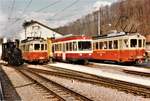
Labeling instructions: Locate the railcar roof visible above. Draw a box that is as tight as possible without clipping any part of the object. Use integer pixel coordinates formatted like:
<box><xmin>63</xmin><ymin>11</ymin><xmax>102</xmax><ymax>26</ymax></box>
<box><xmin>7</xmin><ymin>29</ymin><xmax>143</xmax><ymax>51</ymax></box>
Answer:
<box><xmin>52</xmin><ymin>35</ymin><xmax>92</xmax><ymax>43</ymax></box>
<box><xmin>93</xmin><ymin>32</ymin><xmax>144</xmax><ymax>39</ymax></box>
<box><xmin>21</xmin><ymin>37</ymin><xmax>46</xmax><ymax>43</ymax></box>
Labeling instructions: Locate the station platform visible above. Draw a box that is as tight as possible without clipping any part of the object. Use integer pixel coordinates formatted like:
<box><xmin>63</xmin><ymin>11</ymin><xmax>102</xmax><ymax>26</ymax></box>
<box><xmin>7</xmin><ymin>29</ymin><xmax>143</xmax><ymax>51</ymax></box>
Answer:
<box><xmin>48</xmin><ymin>62</ymin><xmax>150</xmax><ymax>87</ymax></box>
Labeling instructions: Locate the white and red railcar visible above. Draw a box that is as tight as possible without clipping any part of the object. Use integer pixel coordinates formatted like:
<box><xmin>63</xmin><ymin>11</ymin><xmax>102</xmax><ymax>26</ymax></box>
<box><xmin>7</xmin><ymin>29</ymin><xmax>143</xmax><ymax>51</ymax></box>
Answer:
<box><xmin>20</xmin><ymin>37</ymin><xmax>49</xmax><ymax>63</ymax></box>
<box><xmin>92</xmin><ymin>32</ymin><xmax>146</xmax><ymax>64</ymax></box>
<box><xmin>52</xmin><ymin>35</ymin><xmax>93</xmax><ymax>64</ymax></box>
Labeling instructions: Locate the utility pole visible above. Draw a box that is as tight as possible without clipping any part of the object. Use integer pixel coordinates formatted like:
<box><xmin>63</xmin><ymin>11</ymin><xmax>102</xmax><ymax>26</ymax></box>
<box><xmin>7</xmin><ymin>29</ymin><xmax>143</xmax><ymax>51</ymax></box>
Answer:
<box><xmin>98</xmin><ymin>7</ymin><xmax>101</xmax><ymax>36</ymax></box>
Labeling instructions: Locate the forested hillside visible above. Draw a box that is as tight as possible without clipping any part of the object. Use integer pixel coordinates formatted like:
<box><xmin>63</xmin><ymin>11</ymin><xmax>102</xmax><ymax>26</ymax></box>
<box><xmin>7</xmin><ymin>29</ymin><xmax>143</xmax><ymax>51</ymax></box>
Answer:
<box><xmin>56</xmin><ymin>0</ymin><xmax>150</xmax><ymax>38</ymax></box>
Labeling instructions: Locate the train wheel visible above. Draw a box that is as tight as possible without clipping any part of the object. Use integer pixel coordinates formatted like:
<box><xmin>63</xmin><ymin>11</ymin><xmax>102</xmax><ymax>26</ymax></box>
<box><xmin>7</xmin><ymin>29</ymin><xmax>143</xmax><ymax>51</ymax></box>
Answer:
<box><xmin>136</xmin><ymin>59</ymin><xmax>143</xmax><ymax>64</ymax></box>
<box><xmin>83</xmin><ymin>60</ymin><xmax>88</xmax><ymax>65</ymax></box>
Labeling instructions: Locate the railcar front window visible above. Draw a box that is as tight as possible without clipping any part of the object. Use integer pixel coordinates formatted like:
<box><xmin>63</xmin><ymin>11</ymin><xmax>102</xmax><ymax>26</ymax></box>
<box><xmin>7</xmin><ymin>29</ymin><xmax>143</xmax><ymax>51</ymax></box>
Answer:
<box><xmin>78</xmin><ymin>41</ymin><xmax>91</xmax><ymax>51</ymax></box>
<box><xmin>143</xmin><ymin>39</ymin><xmax>146</xmax><ymax>47</ymax></box>
<box><xmin>130</xmin><ymin>39</ymin><xmax>137</xmax><ymax>48</ymax></box>
<box><xmin>138</xmin><ymin>39</ymin><xmax>142</xmax><ymax>48</ymax></box>
<box><xmin>41</xmin><ymin>44</ymin><xmax>44</xmax><ymax>50</ymax></box>
<box><xmin>73</xmin><ymin>42</ymin><xmax>77</xmax><ymax>51</ymax></box>
<box><xmin>34</xmin><ymin>44</ymin><xmax>40</xmax><ymax>50</ymax></box>
<box><xmin>45</xmin><ymin>44</ymin><xmax>47</xmax><ymax>50</ymax></box>
<box><xmin>124</xmin><ymin>39</ymin><xmax>128</xmax><ymax>48</ymax></box>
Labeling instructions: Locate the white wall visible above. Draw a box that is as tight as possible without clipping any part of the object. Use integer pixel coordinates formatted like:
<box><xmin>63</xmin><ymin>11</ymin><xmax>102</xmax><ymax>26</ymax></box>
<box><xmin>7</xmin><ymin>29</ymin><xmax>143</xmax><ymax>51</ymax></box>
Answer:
<box><xmin>25</xmin><ymin>23</ymin><xmax>62</xmax><ymax>39</ymax></box>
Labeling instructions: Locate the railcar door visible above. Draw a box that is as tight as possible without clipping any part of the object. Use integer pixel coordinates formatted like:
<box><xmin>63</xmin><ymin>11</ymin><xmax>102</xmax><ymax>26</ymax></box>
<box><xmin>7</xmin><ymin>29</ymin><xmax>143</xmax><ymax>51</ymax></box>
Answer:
<box><xmin>62</xmin><ymin>43</ymin><xmax>66</xmax><ymax>61</ymax></box>
<box><xmin>118</xmin><ymin>39</ymin><xmax>122</xmax><ymax>62</ymax></box>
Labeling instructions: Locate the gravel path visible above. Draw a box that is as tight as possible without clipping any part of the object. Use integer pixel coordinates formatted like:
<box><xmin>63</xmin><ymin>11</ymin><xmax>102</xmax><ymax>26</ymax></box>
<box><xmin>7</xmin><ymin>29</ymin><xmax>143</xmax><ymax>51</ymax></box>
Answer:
<box><xmin>2</xmin><ymin>65</ymin><xmax>50</xmax><ymax>101</ymax></box>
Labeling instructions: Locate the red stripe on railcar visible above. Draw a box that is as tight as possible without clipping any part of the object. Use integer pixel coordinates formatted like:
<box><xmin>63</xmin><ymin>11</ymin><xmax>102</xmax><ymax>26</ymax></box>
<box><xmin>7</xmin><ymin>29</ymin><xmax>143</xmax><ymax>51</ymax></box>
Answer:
<box><xmin>92</xmin><ymin>49</ymin><xmax>145</xmax><ymax>62</ymax></box>
<box><xmin>23</xmin><ymin>52</ymin><xmax>49</xmax><ymax>62</ymax></box>
<box><xmin>54</xmin><ymin>53</ymin><xmax>92</xmax><ymax>60</ymax></box>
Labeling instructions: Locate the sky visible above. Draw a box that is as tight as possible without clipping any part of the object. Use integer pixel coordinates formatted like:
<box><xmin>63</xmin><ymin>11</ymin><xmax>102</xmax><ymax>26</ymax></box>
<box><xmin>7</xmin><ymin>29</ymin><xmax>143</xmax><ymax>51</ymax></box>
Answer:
<box><xmin>0</xmin><ymin>0</ymin><xmax>117</xmax><ymax>38</ymax></box>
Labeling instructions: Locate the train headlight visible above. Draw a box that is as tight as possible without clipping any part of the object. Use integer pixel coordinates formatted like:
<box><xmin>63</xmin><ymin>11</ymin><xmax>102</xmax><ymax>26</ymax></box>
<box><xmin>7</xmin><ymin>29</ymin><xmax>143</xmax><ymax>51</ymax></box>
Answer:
<box><xmin>80</xmin><ymin>53</ymin><xmax>82</xmax><ymax>56</ymax></box>
<box><xmin>143</xmin><ymin>53</ymin><xmax>146</xmax><ymax>57</ymax></box>
<box><xmin>136</xmin><ymin>56</ymin><xmax>143</xmax><ymax>59</ymax></box>
<box><xmin>89</xmin><ymin>53</ymin><xmax>91</xmax><ymax>56</ymax></box>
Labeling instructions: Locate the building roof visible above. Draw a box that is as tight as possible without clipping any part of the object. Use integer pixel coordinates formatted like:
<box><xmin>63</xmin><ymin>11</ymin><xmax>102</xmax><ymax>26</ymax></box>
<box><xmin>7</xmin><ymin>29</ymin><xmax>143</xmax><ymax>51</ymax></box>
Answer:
<box><xmin>23</xmin><ymin>20</ymin><xmax>62</xmax><ymax>34</ymax></box>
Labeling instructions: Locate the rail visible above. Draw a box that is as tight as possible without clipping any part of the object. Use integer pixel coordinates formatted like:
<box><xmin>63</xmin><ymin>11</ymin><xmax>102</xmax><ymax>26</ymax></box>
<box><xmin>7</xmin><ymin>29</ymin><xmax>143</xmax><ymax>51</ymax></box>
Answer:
<box><xmin>0</xmin><ymin>81</ymin><xmax>4</xmax><ymax>101</ymax></box>
<box><xmin>28</xmin><ymin>65</ymin><xmax>150</xmax><ymax>98</ymax></box>
<box><xmin>17</xmin><ymin>68</ymin><xmax>93</xmax><ymax>101</ymax></box>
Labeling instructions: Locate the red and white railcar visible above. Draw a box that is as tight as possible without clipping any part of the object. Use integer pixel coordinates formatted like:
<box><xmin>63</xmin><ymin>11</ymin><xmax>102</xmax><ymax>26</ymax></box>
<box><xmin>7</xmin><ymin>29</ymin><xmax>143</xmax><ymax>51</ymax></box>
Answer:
<box><xmin>20</xmin><ymin>37</ymin><xmax>49</xmax><ymax>63</ymax></box>
<box><xmin>52</xmin><ymin>35</ymin><xmax>93</xmax><ymax>64</ymax></box>
<box><xmin>92</xmin><ymin>32</ymin><xmax>146</xmax><ymax>64</ymax></box>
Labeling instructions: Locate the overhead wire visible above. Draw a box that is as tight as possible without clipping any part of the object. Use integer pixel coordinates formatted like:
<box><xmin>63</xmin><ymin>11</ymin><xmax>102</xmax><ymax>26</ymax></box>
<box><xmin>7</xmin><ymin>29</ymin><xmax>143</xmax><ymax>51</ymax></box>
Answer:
<box><xmin>52</xmin><ymin>0</ymin><xmax>79</xmax><ymax>18</ymax></box>
<box><xmin>8</xmin><ymin>0</ymin><xmax>16</xmax><ymax>20</ymax></box>
<box><xmin>9</xmin><ymin>0</ymin><xmax>62</xmax><ymax>26</ymax></box>
<box><xmin>35</xmin><ymin>0</ymin><xmax>61</xmax><ymax>12</ymax></box>
<box><xmin>4</xmin><ymin>0</ymin><xmax>79</xmax><ymax>33</ymax></box>
<box><xmin>22</xmin><ymin>0</ymin><xmax>33</xmax><ymax>14</ymax></box>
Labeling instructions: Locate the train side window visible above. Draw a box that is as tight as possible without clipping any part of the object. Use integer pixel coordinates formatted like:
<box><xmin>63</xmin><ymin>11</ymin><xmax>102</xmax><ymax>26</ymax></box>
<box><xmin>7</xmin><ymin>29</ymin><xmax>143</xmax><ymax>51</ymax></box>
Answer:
<box><xmin>123</xmin><ymin>39</ymin><xmax>128</xmax><ymax>48</ymax></box>
<box><xmin>96</xmin><ymin>42</ymin><xmax>99</xmax><ymax>49</ymax></box>
<box><xmin>57</xmin><ymin>44</ymin><xmax>59</xmax><ymax>51</ymax></box>
<box><xmin>93</xmin><ymin>42</ymin><xmax>96</xmax><ymax>50</ymax></box>
<box><xmin>109</xmin><ymin>41</ymin><xmax>112</xmax><ymax>49</ymax></box>
<box><xmin>30</xmin><ymin>44</ymin><xmax>33</xmax><ymax>51</ymax></box>
<box><xmin>34</xmin><ymin>44</ymin><xmax>40</xmax><ymax>50</ymax></box>
<box><xmin>41</xmin><ymin>44</ymin><xmax>44</xmax><ymax>50</ymax></box>
<box><xmin>23</xmin><ymin>45</ymin><xmax>25</xmax><ymax>51</ymax></box>
<box><xmin>73</xmin><ymin>42</ymin><xmax>77</xmax><ymax>51</ymax></box>
<box><xmin>138</xmin><ymin>39</ymin><xmax>142</xmax><ymax>48</ymax></box>
<box><xmin>63</xmin><ymin>43</ymin><xmax>65</xmax><ymax>52</ymax></box>
<box><xmin>103</xmin><ymin>41</ymin><xmax>107</xmax><ymax>49</ymax></box>
<box><xmin>59</xmin><ymin>44</ymin><xmax>61</xmax><ymax>51</ymax></box>
<box><xmin>143</xmin><ymin>39</ymin><xmax>146</xmax><ymax>47</ymax></box>
<box><xmin>52</xmin><ymin>45</ymin><xmax>54</xmax><ymax>52</ymax></box>
<box><xmin>69</xmin><ymin>42</ymin><xmax>72</xmax><ymax>51</ymax></box>
<box><xmin>54</xmin><ymin>44</ymin><xmax>56</xmax><ymax>51</ymax></box>
<box><xmin>114</xmin><ymin>40</ymin><xmax>118</xmax><ymax>49</ymax></box>
<box><xmin>55</xmin><ymin>44</ymin><xmax>58</xmax><ymax>51</ymax></box>
<box><xmin>55</xmin><ymin>44</ymin><xmax>57</xmax><ymax>51</ymax></box>
<box><xmin>99</xmin><ymin>42</ymin><xmax>103</xmax><ymax>49</ymax></box>
<box><xmin>130</xmin><ymin>39</ymin><xmax>137</xmax><ymax>48</ymax></box>
<box><xmin>58</xmin><ymin>44</ymin><xmax>60</xmax><ymax>51</ymax></box>
<box><xmin>45</xmin><ymin>44</ymin><xmax>47</xmax><ymax>50</ymax></box>
<box><xmin>66</xmin><ymin>43</ymin><xmax>69</xmax><ymax>51</ymax></box>
<box><xmin>56</xmin><ymin>44</ymin><xmax>59</xmax><ymax>51</ymax></box>
<box><xmin>26</xmin><ymin>45</ymin><xmax>29</xmax><ymax>51</ymax></box>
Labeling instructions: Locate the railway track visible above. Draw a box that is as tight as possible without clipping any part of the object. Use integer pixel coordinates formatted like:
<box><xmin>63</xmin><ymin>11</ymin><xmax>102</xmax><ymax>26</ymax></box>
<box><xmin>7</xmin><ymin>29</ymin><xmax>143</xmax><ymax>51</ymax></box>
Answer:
<box><xmin>16</xmin><ymin>68</ymin><xmax>93</xmax><ymax>101</ymax></box>
<box><xmin>123</xmin><ymin>69</ymin><xmax>150</xmax><ymax>77</ymax></box>
<box><xmin>0</xmin><ymin>81</ymin><xmax>4</xmax><ymax>101</ymax></box>
<box><xmin>26</xmin><ymin>65</ymin><xmax>150</xmax><ymax>98</ymax></box>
